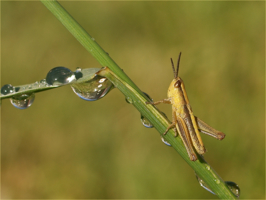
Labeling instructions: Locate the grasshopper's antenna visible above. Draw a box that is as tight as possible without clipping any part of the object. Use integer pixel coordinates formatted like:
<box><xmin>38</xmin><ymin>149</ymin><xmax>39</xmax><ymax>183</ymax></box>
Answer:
<box><xmin>170</xmin><ymin>58</ymin><xmax>176</xmax><ymax>79</ymax></box>
<box><xmin>176</xmin><ymin>52</ymin><xmax>182</xmax><ymax>78</ymax></box>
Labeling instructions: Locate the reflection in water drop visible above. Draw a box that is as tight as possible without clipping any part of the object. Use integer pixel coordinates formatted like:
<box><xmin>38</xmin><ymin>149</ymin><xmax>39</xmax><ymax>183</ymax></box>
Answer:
<box><xmin>161</xmin><ymin>137</ymin><xmax>171</xmax><ymax>146</ymax></box>
<box><xmin>1</xmin><ymin>84</ymin><xmax>14</xmax><ymax>95</ymax></box>
<box><xmin>140</xmin><ymin>114</ymin><xmax>153</xmax><ymax>128</ymax></box>
<box><xmin>10</xmin><ymin>93</ymin><xmax>35</xmax><ymax>109</ymax></box>
<box><xmin>46</xmin><ymin>66</ymin><xmax>76</xmax><ymax>86</ymax></box>
<box><xmin>71</xmin><ymin>75</ymin><xmax>113</xmax><ymax>101</ymax></box>
<box><xmin>195</xmin><ymin>174</ymin><xmax>216</xmax><ymax>195</ymax></box>
<box><xmin>225</xmin><ymin>181</ymin><xmax>240</xmax><ymax>198</ymax></box>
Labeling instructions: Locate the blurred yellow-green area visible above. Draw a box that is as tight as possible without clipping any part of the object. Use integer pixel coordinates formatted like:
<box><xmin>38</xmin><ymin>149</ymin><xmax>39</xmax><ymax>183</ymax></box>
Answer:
<box><xmin>1</xmin><ymin>1</ymin><xmax>265</xmax><ymax>199</ymax></box>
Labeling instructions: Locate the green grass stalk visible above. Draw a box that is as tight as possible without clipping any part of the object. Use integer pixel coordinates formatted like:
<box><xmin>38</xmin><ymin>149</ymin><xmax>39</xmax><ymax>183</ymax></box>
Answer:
<box><xmin>40</xmin><ymin>0</ymin><xmax>237</xmax><ymax>199</ymax></box>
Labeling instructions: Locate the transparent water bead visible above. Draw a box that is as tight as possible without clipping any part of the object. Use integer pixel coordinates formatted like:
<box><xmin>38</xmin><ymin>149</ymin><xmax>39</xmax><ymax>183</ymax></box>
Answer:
<box><xmin>74</xmin><ymin>67</ymin><xmax>83</xmax><ymax>80</ymax></box>
<box><xmin>10</xmin><ymin>93</ymin><xmax>35</xmax><ymax>109</ymax></box>
<box><xmin>161</xmin><ymin>137</ymin><xmax>171</xmax><ymax>146</ymax></box>
<box><xmin>195</xmin><ymin>174</ymin><xmax>216</xmax><ymax>195</ymax></box>
<box><xmin>71</xmin><ymin>75</ymin><xmax>113</xmax><ymax>101</ymax></box>
<box><xmin>46</xmin><ymin>66</ymin><xmax>76</xmax><ymax>86</ymax></box>
<box><xmin>39</xmin><ymin>79</ymin><xmax>48</xmax><ymax>87</ymax></box>
<box><xmin>225</xmin><ymin>181</ymin><xmax>240</xmax><ymax>198</ymax></box>
<box><xmin>1</xmin><ymin>84</ymin><xmax>14</xmax><ymax>95</ymax></box>
<box><xmin>141</xmin><ymin>114</ymin><xmax>154</xmax><ymax>128</ymax></box>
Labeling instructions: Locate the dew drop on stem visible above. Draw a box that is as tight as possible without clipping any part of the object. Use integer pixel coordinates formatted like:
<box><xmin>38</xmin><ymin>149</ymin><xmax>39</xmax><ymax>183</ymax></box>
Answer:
<box><xmin>1</xmin><ymin>84</ymin><xmax>14</xmax><ymax>95</ymax></box>
<box><xmin>161</xmin><ymin>137</ymin><xmax>171</xmax><ymax>146</ymax></box>
<box><xmin>46</xmin><ymin>66</ymin><xmax>76</xmax><ymax>86</ymax></box>
<box><xmin>71</xmin><ymin>75</ymin><xmax>113</xmax><ymax>101</ymax></box>
<box><xmin>10</xmin><ymin>93</ymin><xmax>35</xmax><ymax>109</ymax></box>
<box><xmin>225</xmin><ymin>181</ymin><xmax>240</xmax><ymax>198</ymax></box>
<box><xmin>140</xmin><ymin>114</ymin><xmax>154</xmax><ymax>128</ymax></box>
<box><xmin>195</xmin><ymin>173</ymin><xmax>216</xmax><ymax>195</ymax></box>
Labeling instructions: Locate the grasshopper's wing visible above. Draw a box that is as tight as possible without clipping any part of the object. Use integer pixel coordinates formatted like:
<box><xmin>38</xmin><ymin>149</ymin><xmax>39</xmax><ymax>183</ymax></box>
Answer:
<box><xmin>195</xmin><ymin>117</ymin><xmax>225</xmax><ymax>140</ymax></box>
<box><xmin>175</xmin><ymin>114</ymin><xmax>197</xmax><ymax>161</ymax></box>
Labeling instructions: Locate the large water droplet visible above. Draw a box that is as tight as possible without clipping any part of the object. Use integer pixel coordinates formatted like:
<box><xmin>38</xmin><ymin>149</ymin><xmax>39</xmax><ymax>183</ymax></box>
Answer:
<box><xmin>225</xmin><ymin>181</ymin><xmax>240</xmax><ymax>198</ymax></box>
<box><xmin>10</xmin><ymin>93</ymin><xmax>35</xmax><ymax>109</ymax></box>
<box><xmin>195</xmin><ymin>174</ymin><xmax>216</xmax><ymax>195</ymax></box>
<box><xmin>71</xmin><ymin>75</ymin><xmax>113</xmax><ymax>101</ymax></box>
<box><xmin>46</xmin><ymin>66</ymin><xmax>76</xmax><ymax>86</ymax></box>
<box><xmin>1</xmin><ymin>84</ymin><xmax>14</xmax><ymax>95</ymax></box>
<box><xmin>140</xmin><ymin>114</ymin><xmax>154</xmax><ymax>128</ymax></box>
<box><xmin>161</xmin><ymin>137</ymin><xmax>171</xmax><ymax>146</ymax></box>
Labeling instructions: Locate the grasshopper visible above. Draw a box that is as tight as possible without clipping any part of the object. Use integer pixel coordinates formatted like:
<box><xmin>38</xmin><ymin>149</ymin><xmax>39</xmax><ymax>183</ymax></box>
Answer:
<box><xmin>146</xmin><ymin>53</ymin><xmax>225</xmax><ymax>161</ymax></box>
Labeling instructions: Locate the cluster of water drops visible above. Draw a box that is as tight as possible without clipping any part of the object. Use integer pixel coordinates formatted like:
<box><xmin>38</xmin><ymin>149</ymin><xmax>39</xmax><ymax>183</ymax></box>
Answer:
<box><xmin>195</xmin><ymin>173</ymin><xmax>240</xmax><ymax>197</ymax></box>
<box><xmin>1</xmin><ymin>66</ymin><xmax>113</xmax><ymax>109</ymax></box>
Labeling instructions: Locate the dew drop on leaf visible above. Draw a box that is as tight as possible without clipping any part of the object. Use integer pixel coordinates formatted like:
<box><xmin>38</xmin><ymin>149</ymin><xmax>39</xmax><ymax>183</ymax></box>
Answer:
<box><xmin>1</xmin><ymin>84</ymin><xmax>14</xmax><ymax>95</ymax></box>
<box><xmin>71</xmin><ymin>75</ymin><xmax>113</xmax><ymax>101</ymax></box>
<box><xmin>10</xmin><ymin>93</ymin><xmax>35</xmax><ymax>109</ymax></box>
<box><xmin>46</xmin><ymin>66</ymin><xmax>76</xmax><ymax>86</ymax></box>
<box><xmin>225</xmin><ymin>181</ymin><xmax>240</xmax><ymax>198</ymax></box>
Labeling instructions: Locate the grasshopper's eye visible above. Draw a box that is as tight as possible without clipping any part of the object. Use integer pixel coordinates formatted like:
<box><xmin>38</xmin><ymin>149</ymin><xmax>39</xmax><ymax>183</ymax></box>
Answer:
<box><xmin>174</xmin><ymin>80</ymin><xmax>181</xmax><ymax>88</ymax></box>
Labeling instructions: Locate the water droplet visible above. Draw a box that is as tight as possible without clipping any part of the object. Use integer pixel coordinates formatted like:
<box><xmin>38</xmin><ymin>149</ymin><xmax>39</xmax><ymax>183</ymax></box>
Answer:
<box><xmin>195</xmin><ymin>174</ymin><xmax>216</xmax><ymax>195</ymax></box>
<box><xmin>10</xmin><ymin>93</ymin><xmax>35</xmax><ymax>109</ymax></box>
<box><xmin>225</xmin><ymin>181</ymin><xmax>240</xmax><ymax>198</ymax></box>
<box><xmin>71</xmin><ymin>75</ymin><xmax>113</xmax><ymax>101</ymax></box>
<box><xmin>76</xmin><ymin>67</ymin><xmax>82</xmax><ymax>72</ymax></box>
<box><xmin>125</xmin><ymin>96</ymin><xmax>133</xmax><ymax>104</ymax></box>
<box><xmin>15</xmin><ymin>87</ymin><xmax>20</xmax><ymax>92</ymax></box>
<box><xmin>161</xmin><ymin>137</ymin><xmax>171</xmax><ymax>146</ymax></box>
<box><xmin>140</xmin><ymin>114</ymin><xmax>153</xmax><ymax>128</ymax></box>
<box><xmin>74</xmin><ymin>67</ymin><xmax>83</xmax><ymax>80</ymax></box>
<box><xmin>39</xmin><ymin>79</ymin><xmax>48</xmax><ymax>87</ymax></box>
<box><xmin>143</xmin><ymin>92</ymin><xmax>153</xmax><ymax>101</ymax></box>
<box><xmin>91</xmin><ymin>37</ymin><xmax>95</xmax><ymax>41</ymax></box>
<box><xmin>1</xmin><ymin>84</ymin><xmax>14</xmax><ymax>95</ymax></box>
<box><xmin>46</xmin><ymin>66</ymin><xmax>76</xmax><ymax>86</ymax></box>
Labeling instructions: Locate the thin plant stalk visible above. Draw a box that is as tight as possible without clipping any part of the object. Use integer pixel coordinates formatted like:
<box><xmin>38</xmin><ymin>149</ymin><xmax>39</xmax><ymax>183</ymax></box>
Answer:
<box><xmin>40</xmin><ymin>0</ymin><xmax>236</xmax><ymax>199</ymax></box>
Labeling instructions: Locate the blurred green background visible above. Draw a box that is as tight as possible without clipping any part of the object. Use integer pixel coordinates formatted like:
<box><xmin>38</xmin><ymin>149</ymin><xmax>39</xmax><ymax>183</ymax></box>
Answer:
<box><xmin>1</xmin><ymin>1</ymin><xmax>265</xmax><ymax>199</ymax></box>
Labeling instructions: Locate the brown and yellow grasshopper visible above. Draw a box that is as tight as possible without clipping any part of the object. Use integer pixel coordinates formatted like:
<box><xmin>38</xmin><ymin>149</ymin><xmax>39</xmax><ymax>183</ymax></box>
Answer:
<box><xmin>146</xmin><ymin>53</ymin><xmax>225</xmax><ymax>161</ymax></box>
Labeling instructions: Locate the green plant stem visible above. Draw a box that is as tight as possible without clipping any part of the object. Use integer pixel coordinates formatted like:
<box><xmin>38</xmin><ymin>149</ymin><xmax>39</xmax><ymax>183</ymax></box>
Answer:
<box><xmin>40</xmin><ymin>0</ymin><xmax>236</xmax><ymax>199</ymax></box>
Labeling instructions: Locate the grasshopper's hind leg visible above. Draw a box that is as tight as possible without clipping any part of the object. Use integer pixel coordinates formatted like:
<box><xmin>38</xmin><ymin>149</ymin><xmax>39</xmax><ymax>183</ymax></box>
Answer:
<box><xmin>166</xmin><ymin>111</ymin><xmax>197</xmax><ymax>161</ymax></box>
<box><xmin>195</xmin><ymin>117</ymin><xmax>225</xmax><ymax>140</ymax></box>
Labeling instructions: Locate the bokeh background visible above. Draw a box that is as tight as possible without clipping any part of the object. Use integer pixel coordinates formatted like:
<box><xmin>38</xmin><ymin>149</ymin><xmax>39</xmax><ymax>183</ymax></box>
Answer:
<box><xmin>1</xmin><ymin>1</ymin><xmax>265</xmax><ymax>199</ymax></box>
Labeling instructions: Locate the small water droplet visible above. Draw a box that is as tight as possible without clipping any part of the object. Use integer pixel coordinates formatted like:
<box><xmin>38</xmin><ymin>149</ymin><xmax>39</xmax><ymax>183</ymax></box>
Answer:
<box><xmin>76</xmin><ymin>67</ymin><xmax>82</xmax><ymax>72</ymax></box>
<box><xmin>1</xmin><ymin>84</ymin><xmax>14</xmax><ymax>95</ymax></box>
<box><xmin>143</xmin><ymin>92</ymin><xmax>153</xmax><ymax>101</ymax></box>
<box><xmin>46</xmin><ymin>66</ymin><xmax>76</xmax><ymax>86</ymax></box>
<box><xmin>161</xmin><ymin>137</ymin><xmax>171</xmax><ymax>146</ymax></box>
<box><xmin>225</xmin><ymin>181</ymin><xmax>240</xmax><ymax>198</ymax></box>
<box><xmin>15</xmin><ymin>87</ymin><xmax>20</xmax><ymax>92</ymax></box>
<box><xmin>91</xmin><ymin>37</ymin><xmax>95</xmax><ymax>41</ymax></box>
<box><xmin>10</xmin><ymin>93</ymin><xmax>35</xmax><ymax>109</ymax></box>
<box><xmin>71</xmin><ymin>75</ymin><xmax>113</xmax><ymax>101</ymax></box>
<box><xmin>39</xmin><ymin>79</ymin><xmax>48</xmax><ymax>87</ymax></box>
<box><xmin>195</xmin><ymin>174</ymin><xmax>216</xmax><ymax>195</ymax></box>
<box><xmin>215</xmin><ymin>179</ymin><xmax>220</xmax><ymax>184</ymax></box>
<box><xmin>125</xmin><ymin>96</ymin><xmax>133</xmax><ymax>104</ymax></box>
<box><xmin>140</xmin><ymin>115</ymin><xmax>153</xmax><ymax>128</ymax></box>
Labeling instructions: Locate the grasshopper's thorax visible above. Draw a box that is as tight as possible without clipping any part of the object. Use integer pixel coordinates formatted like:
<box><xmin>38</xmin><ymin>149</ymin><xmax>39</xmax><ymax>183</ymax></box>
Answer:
<box><xmin>167</xmin><ymin>77</ymin><xmax>187</xmax><ymax>108</ymax></box>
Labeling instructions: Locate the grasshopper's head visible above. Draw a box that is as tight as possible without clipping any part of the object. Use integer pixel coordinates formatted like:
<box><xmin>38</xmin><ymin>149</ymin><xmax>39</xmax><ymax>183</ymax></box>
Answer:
<box><xmin>167</xmin><ymin>52</ymin><xmax>184</xmax><ymax>98</ymax></box>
